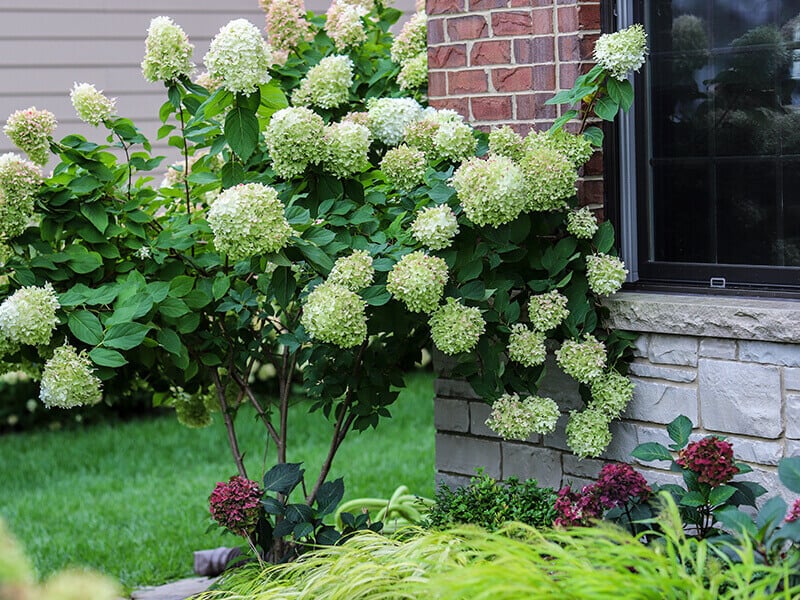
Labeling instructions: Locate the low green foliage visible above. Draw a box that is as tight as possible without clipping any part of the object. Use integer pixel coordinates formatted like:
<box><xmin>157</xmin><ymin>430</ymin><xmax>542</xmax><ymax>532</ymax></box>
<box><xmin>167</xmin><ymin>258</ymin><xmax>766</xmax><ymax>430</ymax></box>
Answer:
<box><xmin>424</xmin><ymin>470</ymin><xmax>557</xmax><ymax>531</ymax></box>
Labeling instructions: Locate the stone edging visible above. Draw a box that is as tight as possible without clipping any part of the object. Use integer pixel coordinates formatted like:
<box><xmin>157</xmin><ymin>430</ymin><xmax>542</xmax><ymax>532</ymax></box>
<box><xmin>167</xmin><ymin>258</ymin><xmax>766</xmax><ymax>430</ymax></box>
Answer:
<box><xmin>605</xmin><ymin>292</ymin><xmax>800</xmax><ymax>344</ymax></box>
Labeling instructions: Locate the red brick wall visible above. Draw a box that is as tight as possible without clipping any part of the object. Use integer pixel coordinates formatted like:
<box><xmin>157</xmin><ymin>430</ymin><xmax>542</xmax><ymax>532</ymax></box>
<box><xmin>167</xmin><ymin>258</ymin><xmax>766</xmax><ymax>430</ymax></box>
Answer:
<box><xmin>426</xmin><ymin>0</ymin><xmax>604</xmax><ymax>209</ymax></box>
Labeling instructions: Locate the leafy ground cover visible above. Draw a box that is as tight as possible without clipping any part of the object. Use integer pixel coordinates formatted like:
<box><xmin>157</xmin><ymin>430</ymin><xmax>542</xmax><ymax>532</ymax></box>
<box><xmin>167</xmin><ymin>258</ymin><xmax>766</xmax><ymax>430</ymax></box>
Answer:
<box><xmin>0</xmin><ymin>370</ymin><xmax>435</xmax><ymax>591</ymax></box>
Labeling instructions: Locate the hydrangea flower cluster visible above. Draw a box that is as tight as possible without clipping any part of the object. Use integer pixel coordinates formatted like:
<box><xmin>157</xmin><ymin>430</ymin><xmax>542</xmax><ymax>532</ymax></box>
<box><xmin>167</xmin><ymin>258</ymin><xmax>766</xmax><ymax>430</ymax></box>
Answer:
<box><xmin>507</xmin><ymin>324</ymin><xmax>547</xmax><ymax>367</ymax></box>
<box><xmin>204</xmin><ymin>19</ymin><xmax>272</xmax><ymax>95</ymax></box>
<box><xmin>554</xmin><ymin>484</ymin><xmax>602</xmax><ymax>527</ymax></box>
<box><xmin>398</xmin><ymin>53</ymin><xmax>428</xmax><ymax>91</ymax></box>
<box><xmin>264</xmin><ymin>0</ymin><xmax>312</xmax><ymax>53</ymax></box>
<box><xmin>567</xmin><ymin>207</ymin><xmax>599</xmax><ymax>239</ymax></box>
<box><xmin>410</xmin><ymin>204</ymin><xmax>459</xmax><ymax>250</ymax></box>
<box><xmin>4</xmin><ymin>107</ymin><xmax>56</xmax><ymax>165</ymax></box>
<box><xmin>366</xmin><ymin>97</ymin><xmax>422</xmax><ymax>146</ymax></box>
<box><xmin>141</xmin><ymin>16</ymin><xmax>194</xmax><ymax>83</ymax></box>
<box><xmin>386</xmin><ymin>251</ymin><xmax>448</xmax><ymax>313</ymax></box>
<box><xmin>325</xmin><ymin>0</ymin><xmax>368</xmax><ymax>51</ymax></box>
<box><xmin>524</xmin><ymin>129</ymin><xmax>594</xmax><ymax>170</ymax></box>
<box><xmin>594</xmin><ymin>23</ymin><xmax>648</xmax><ymax>80</ymax></box>
<box><xmin>429</xmin><ymin>298</ymin><xmax>485</xmax><ymax>355</ymax></box>
<box><xmin>322</xmin><ymin>121</ymin><xmax>371</xmax><ymax>178</ymax></box>
<box><xmin>172</xmin><ymin>386</ymin><xmax>213</xmax><ymax>429</ymax></box>
<box><xmin>39</xmin><ymin>345</ymin><xmax>103</xmax><ymax>409</ymax></box>
<box><xmin>488</xmin><ymin>125</ymin><xmax>524</xmax><ymax>161</ymax></box>
<box><xmin>676</xmin><ymin>437</ymin><xmax>739</xmax><ymax>487</ymax></box>
<box><xmin>556</xmin><ymin>334</ymin><xmax>607</xmax><ymax>383</ymax></box>
<box><xmin>292</xmin><ymin>55</ymin><xmax>353</xmax><ymax>109</ymax></box>
<box><xmin>0</xmin><ymin>153</ymin><xmax>42</xmax><ymax>239</ymax></box>
<box><xmin>433</xmin><ymin>120</ymin><xmax>476</xmax><ymax>163</ymax></box>
<box><xmin>565</xmin><ymin>408</ymin><xmax>613</xmax><ymax>458</ymax></box>
<box><xmin>0</xmin><ymin>282</ymin><xmax>59</xmax><ymax>346</ymax></box>
<box><xmin>70</xmin><ymin>83</ymin><xmax>116</xmax><ymax>127</ymax></box>
<box><xmin>381</xmin><ymin>145</ymin><xmax>426</xmax><ymax>190</ymax></box>
<box><xmin>451</xmin><ymin>156</ymin><xmax>526</xmax><ymax>227</ymax></box>
<box><xmin>586</xmin><ymin>253</ymin><xmax>628</xmax><ymax>296</ymax></box>
<box><xmin>327</xmin><ymin>249</ymin><xmax>374</xmax><ymax>291</ymax></box>
<box><xmin>485</xmin><ymin>393</ymin><xmax>560</xmax><ymax>440</ymax></box>
<box><xmin>301</xmin><ymin>282</ymin><xmax>368</xmax><ymax>348</ymax></box>
<box><xmin>527</xmin><ymin>289</ymin><xmax>570</xmax><ymax>333</ymax></box>
<box><xmin>391</xmin><ymin>12</ymin><xmax>427</xmax><ymax>63</ymax></box>
<box><xmin>209</xmin><ymin>475</ymin><xmax>264</xmax><ymax>537</ymax></box>
<box><xmin>195</xmin><ymin>71</ymin><xmax>222</xmax><ymax>91</ymax></box>
<box><xmin>403</xmin><ymin>119</ymin><xmax>439</xmax><ymax>155</ymax></box>
<box><xmin>207</xmin><ymin>183</ymin><xmax>292</xmax><ymax>261</ymax></box>
<box><xmin>520</xmin><ymin>146</ymin><xmax>578</xmax><ymax>211</ymax></box>
<box><xmin>264</xmin><ymin>107</ymin><xmax>325</xmax><ymax>179</ymax></box>
<box><xmin>590</xmin><ymin>370</ymin><xmax>634</xmax><ymax>419</ymax></box>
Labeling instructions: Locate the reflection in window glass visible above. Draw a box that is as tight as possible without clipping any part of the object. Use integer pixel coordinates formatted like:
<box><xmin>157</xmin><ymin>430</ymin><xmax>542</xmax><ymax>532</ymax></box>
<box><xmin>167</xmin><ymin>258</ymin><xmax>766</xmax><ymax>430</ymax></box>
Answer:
<box><xmin>645</xmin><ymin>0</ymin><xmax>800</xmax><ymax>269</ymax></box>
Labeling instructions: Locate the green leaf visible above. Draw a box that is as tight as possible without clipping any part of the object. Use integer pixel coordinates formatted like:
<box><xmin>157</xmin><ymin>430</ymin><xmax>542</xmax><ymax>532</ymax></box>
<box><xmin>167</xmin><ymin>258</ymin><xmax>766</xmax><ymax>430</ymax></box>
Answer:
<box><xmin>666</xmin><ymin>415</ymin><xmax>693</xmax><ymax>449</ymax></box>
<box><xmin>103</xmin><ymin>322</ymin><xmax>150</xmax><ymax>350</ymax></box>
<box><xmin>548</xmin><ymin>110</ymin><xmax>579</xmax><ymax>134</ymax></box>
<box><xmin>315</xmin><ymin>478</ymin><xmax>344</xmax><ymax>517</ymax></box>
<box><xmin>212</xmin><ymin>275</ymin><xmax>230</xmax><ymax>300</ymax></box>
<box><xmin>271</xmin><ymin>267</ymin><xmax>296</xmax><ymax>309</ymax></box>
<box><xmin>68</xmin><ymin>310</ymin><xmax>104</xmax><ymax>345</ymax></box>
<box><xmin>68</xmin><ymin>175</ymin><xmax>103</xmax><ymax>194</ymax></box>
<box><xmin>593</xmin><ymin>221</ymin><xmax>615</xmax><ymax>253</ymax></box>
<box><xmin>65</xmin><ymin>247</ymin><xmax>103</xmax><ymax>274</ymax></box>
<box><xmin>779</xmin><ymin>456</ymin><xmax>800</xmax><ymax>493</ymax></box>
<box><xmin>607</xmin><ymin>78</ymin><xmax>634</xmax><ymax>111</ymax></box>
<box><xmin>285</xmin><ymin>504</ymin><xmax>314</xmax><ymax>524</ymax></box>
<box><xmin>715</xmin><ymin>506</ymin><xmax>758</xmax><ymax>537</ymax></box>
<box><xmin>89</xmin><ymin>347</ymin><xmax>128</xmax><ymax>368</ymax></box>
<box><xmin>297</xmin><ymin>241</ymin><xmax>334</xmax><ymax>274</ymax></box>
<box><xmin>680</xmin><ymin>491</ymin><xmax>706</xmax><ymax>507</ymax></box>
<box><xmin>169</xmin><ymin>275</ymin><xmax>195</xmax><ymax>297</ymax></box>
<box><xmin>263</xmin><ymin>463</ymin><xmax>304</xmax><ymax>495</ymax></box>
<box><xmin>225</xmin><ymin>106</ymin><xmax>260</xmax><ymax>161</ymax></box>
<box><xmin>221</xmin><ymin>160</ymin><xmax>245</xmax><ymax>188</ymax></box>
<box><xmin>631</xmin><ymin>442</ymin><xmax>673</xmax><ymax>463</ymax></box>
<box><xmin>261</xmin><ymin>497</ymin><xmax>285</xmax><ymax>516</ymax></box>
<box><xmin>594</xmin><ymin>96</ymin><xmax>620</xmax><ymax>121</ymax></box>
<box><xmin>361</xmin><ymin>285</ymin><xmax>391</xmax><ymax>306</ymax></box>
<box><xmin>583</xmin><ymin>126</ymin><xmax>604</xmax><ymax>148</ymax></box>
<box><xmin>159</xmin><ymin>297</ymin><xmax>190</xmax><ymax>318</ymax></box>
<box><xmin>708</xmin><ymin>485</ymin><xmax>737</xmax><ymax>506</ymax></box>
<box><xmin>293</xmin><ymin>522</ymin><xmax>314</xmax><ymax>540</ymax></box>
<box><xmin>80</xmin><ymin>202</ymin><xmax>109</xmax><ymax>233</ymax></box>
<box><xmin>156</xmin><ymin>328</ymin><xmax>183</xmax><ymax>355</ymax></box>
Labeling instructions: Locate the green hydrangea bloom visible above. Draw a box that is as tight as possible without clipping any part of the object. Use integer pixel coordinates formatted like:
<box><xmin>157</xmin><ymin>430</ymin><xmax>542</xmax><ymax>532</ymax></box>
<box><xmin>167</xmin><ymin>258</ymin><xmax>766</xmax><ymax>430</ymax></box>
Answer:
<box><xmin>4</xmin><ymin>107</ymin><xmax>56</xmax><ymax>165</ymax></box>
<box><xmin>566</xmin><ymin>207</ymin><xmax>598</xmax><ymax>239</ymax></box>
<box><xmin>488</xmin><ymin>125</ymin><xmax>524</xmax><ymax>161</ymax></box>
<box><xmin>367</xmin><ymin>97</ymin><xmax>422</xmax><ymax>146</ymax></box>
<box><xmin>204</xmin><ymin>19</ymin><xmax>272</xmax><ymax>95</ymax></box>
<box><xmin>594</xmin><ymin>23</ymin><xmax>648</xmax><ymax>81</ymax></box>
<box><xmin>566</xmin><ymin>408</ymin><xmax>613</xmax><ymax>458</ymax></box>
<box><xmin>452</xmin><ymin>155</ymin><xmax>526</xmax><ymax>227</ymax></box>
<box><xmin>507</xmin><ymin>323</ymin><xmax>546</xmax><ymax>367</ymax></box>
<box><xmin>264</xmin><ymin>107</ymin><xmax>325</xmax><ymax>179</ymax></box>
<box><xmin>485</xmin><ymin>393</ymin><xmax>560</xmax><ymax>440</ymax></box>
<box><xmin>523</xmin><ymin>129</ymin><xmax>594</xmax><ymax>169</ymax></box>
<box><xmin>520</xmin><ymin>145</ymin><xmax>577</xmax><ymax>212</ymax></box>
<box><xmin>0</xmin><ymin>153</ymin><xmax>42</xmax><ymax>240</ymax></box>
<box><xmin>391</xmin><ymin>12</ymin><xmax>427</xmax><ymax>64</ymax></box>
<box><xmin>39</xmin><ymin>345</ymin><xmax>103</xmax><ymax>409</ymax></box>
<box><xmin>325</xmin><ymin>1</ymin><xmax>368</xmax><ymax>51</ymax></box>
<box><xmin>586</xmin><ymin>253</ymin><xmax>628</xmax><ymax>296</ymax></box>
<box><xmin>555</xmin><ymin>334</ymin><xmax>607</xmax><ymax>384</ymax></box>
<box><xmin>328</xmin><ymin>250</ymin><xmax>374</xmax><ymax>291</ymax></box>
<box><xmin>301</xmin><ymin>282</ymin><xmax>368</xmax><ymax>348</ymax></box>
<box><xmin>527</xmin><ymin>289</ymin><xmax>569</xmax><ymax>333</ymax></box>
<box><xmin>381</xmin><ymin>144</ymin><xmax>426</xmax><ymax>190</ymax></box>
<box><xmin>0</xmin><ymin>282</ymin><xmax>59</xmax><ymax>346</ymax></box>
<box><xmin>292</xmin><ymin>55</ymin><xmax>353</xmax><ymax>110</ymax></box>
<box><xmin>141</xmin><ymin>16</ymin><xmax>194</xmax><ymax>83</ymax></box>
<box><xmin>70</xmin><ymin>83</ymin><xmax>116</xmax><ymax>127</ymax></box>
<box><xmin>172</xmin><ymin>387</ymin><xmax>213</xmax><ymax>429</ymax></box>
<box><xmin>429</xmin><ymin>297</ymin><xmax>485</xmax><ymax>355</ymax></box>
<box><xmin>590</xmin><ymin>370</ymin><xmax>635</xmax><ymax>419</ymax></box>
<box><xmin>433</xmin><ymin>120</ymin><xmax>476</xmax><ymax>163</ymax></box>
<box><xmin>322</xmin><ymin>121</ymin><xmax>371</xmax><ymax>178</ymax></box>
<box><xmin>411</xmin><ymin>204</ymin><xmax>459</xmax><ymax>250</ymax></box>
<box><xmin>386</xmin><ymin>251</ymin><xmax>448</xmax><ymax>313</ymax></box>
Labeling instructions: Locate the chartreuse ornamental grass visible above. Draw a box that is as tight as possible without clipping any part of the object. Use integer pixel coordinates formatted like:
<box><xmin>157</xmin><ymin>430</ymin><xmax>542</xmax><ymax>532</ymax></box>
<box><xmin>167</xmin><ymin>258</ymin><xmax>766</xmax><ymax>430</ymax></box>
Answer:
<box><xmin>0</xmin><ymin>371</ymin><xmax>435</xmax><ymax>591</ymax></box>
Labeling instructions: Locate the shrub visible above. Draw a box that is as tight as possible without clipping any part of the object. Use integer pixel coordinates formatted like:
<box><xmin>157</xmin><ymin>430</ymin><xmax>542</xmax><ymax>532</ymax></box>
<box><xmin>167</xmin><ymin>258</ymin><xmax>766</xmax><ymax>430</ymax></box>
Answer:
<box><xmin>424</xmin><ymin>470</ymin><xmax>557</xmax><ymax>531</ymax></box>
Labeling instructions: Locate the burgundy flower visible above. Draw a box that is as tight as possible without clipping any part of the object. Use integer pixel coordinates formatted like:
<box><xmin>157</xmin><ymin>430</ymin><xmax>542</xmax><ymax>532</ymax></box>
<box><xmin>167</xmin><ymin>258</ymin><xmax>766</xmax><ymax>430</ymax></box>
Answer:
<box><xmin>676</xmin><ymin>436</ymin><xmax>739</xmax><ymax>488</ymax></box>
<box><xmin>786</xmin><ymin>499</ymin><xmax>800</xmax><ymax>523</ymax></box>
<box><xmin>209</xmin><ymin>475</ymin><xmax>263</xmax><ymax>537</ymax></box>
<box><xmin>554</xmin><ymin>485</ymin><xmax>602</xmax><ymax>527</ymax></box>
<box><xmin>593</xmin><ymin>463</ymin><xmax>651</xmax><ymax>510</ymax></box>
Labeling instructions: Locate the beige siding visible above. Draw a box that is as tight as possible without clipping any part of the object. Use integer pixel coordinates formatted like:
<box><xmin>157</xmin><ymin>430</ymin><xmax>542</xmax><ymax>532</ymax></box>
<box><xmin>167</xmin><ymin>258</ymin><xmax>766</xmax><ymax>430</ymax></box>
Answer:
<box><xmin>0</xmin><ymin>0</ymin><xmax>413</xmax><ymax>162</ymax></box>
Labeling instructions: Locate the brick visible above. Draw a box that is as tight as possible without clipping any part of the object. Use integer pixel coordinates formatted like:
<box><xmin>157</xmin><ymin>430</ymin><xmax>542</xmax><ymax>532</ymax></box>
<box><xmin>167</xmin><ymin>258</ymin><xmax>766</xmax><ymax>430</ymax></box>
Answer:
<box><xmin>427</xmin><ymin>0</ymin><xmax>465</xmax><ymax>15</ymax></box>
<box><xmin>447</xmin><ymin>15</ymin><xmax>488</xmax><ymax>40</ymax></box>
<box><xmin>559</xmin><ymin>62</ymin><xmax>581</xmax><ymax>88</ymax></box>
<box><xmin>428</xmin><ymin>45</ymin><xmax>467</xmax><ymax>69</ymax></box>
<box><xmin>583</xmin><ymin>150</ymin><xmax>603</xmax><ymax>176</ymax></box>
<box><xmin>510</xmin><ymin>0</ymin><xmax>533</xmax><ymax>6</ymax></box>
<box><xmin>558</xmin><ymin>34</ymin><xmax>580</xmax><ymax>62</ymax></box>
<box><xmin>579</xmin><ymin>33</ymin><xmax>599</xmax><ymax>61</ymax></box>
<box><xmin>532</xmin><ymin>64</ymin><xmax>556</xmax><ymax>90</ymax></box>
<box><xmin>787</xmin><ymin>394</ymin><xmax>800</xmax><ymax>439</ymax></box>
<box><xmin>531</xmin><ymin>7</ymin><xmax>554</xmax><ymax>34</ymax></box>
<box><xmin>699</xmin><ymin>359</ymin><xmax>782</xmax><ymax>438</ymax></box>
<box><xmin>430</xmin><ymin>97</ymin><xmax>471</xmax><ymax>118</ymax></box>
<box><xmin>470</xmin><ymin>40</ymin><xmax>511</xmax><ymax>66</ymax></box>
<box><xmin>648</xmin><ymin>334</ymin><xmax>698</xmax><ymax>367</ymax></box>
<box><xmin>436</xmin><ymin>433</ymin><xmax>501</xmax><ymax>478</ymax></box>
<box><xmin>448</xmin><ymin>69</ymin><xmax>488</xmax><ymax>94</ymax></box>
<box><xmin>516</xmin><ymin>92</ymin><xmax>556</xmax><ymax>119</ymax></box>
<box><xmin>578</xmin><ymin>3</ymin><xmax>601</xmax><ymax>30</ymax></box>
<box><xmin>501</xmin><ymin>443</ymin><xmax>563</xmax><ymax>488</ymax></box>
<box><xmin>625</xmin><ymin>378</ymin><xmax>698</xmax><ymax>424</ymax></box>
<box><xmin>434</xmin><ymin>377</ymin><xmax>479</xmax><ymax>400</ymax></box>
<box><xmin>787</xmin><ymin>368</ymin><xmax>800</xmax><ymax>391</ymax></box>
<box><xmin>510</xmin><ymin>122</ymin><xmax>534</xmax><ymax>136</ymax></box>
<box><xmin>427</xmin><ymin>18</ymin><xmax>445</xmax><ymax>44</ymax></box>
<box><xmin>428</xmin><ymin>71</ymin><xmax>447</xmax><ymax>97</ymax></box>
<box><xmin>491</xmin><ymin>11</ymin><xmax>533</xmax><ymax>36</ymax></box>
<box><xmin>557</xmin><ymin>6</ymin><xmax>578</xmax><ymax>32</ymax></box>
<box><xmin>739</xmin><ymin>341</ymin><xmax>800</xmax><ymax>367</ymax></box>
<box><xmin>577</xmin><ymin>178</ymin><xmax>603</xmax><ymax>206</ymax></box>
<box><xmin>470</xmin><ymin>0</ymin><xmax>508</xmax><ymax>8</ymax></box>
<box><xmin>699</xmin><ymin>338</ymin><xmax>736</xmax><ymax>360</ymax></box>
<box><xmin>514</xmin><ymin>37</ymin><xmax>554</xmax><ymax>64</ymax></box>
<box><xmin>725</xmin><ymin>436</ymin><xmax>784</xmax><ymax>466</ymax></box>
<box><xmin>493</xmin><ymin>66</ymin><xmax>533</xmax><ymax>91</ymax></box>
<box><xmin>434</xmin><ymin>397</ymin><xmax>470</xmax><ymax>433</ymax></box>
<box><xmin>628</xmin><ymin>362</ymin><xmax>697</xmax><ymax>383</ymax></box>
<box><xmin>471</xmin><ymin>95</ymin><xmax>513</xmax><ymax>120</ymax></box>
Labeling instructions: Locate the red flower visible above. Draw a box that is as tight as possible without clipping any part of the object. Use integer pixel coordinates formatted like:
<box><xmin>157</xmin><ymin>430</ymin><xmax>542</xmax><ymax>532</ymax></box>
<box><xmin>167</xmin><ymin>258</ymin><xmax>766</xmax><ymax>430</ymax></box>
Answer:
<box><xmin>209</xmin><ymin>475</ymin><xmax>263</xmax><ymax>537</ymax></box>
<box><xmin>676</xmin><ymin>437</ymin><xmax>739</xmax><ymax>488</ymax></box>
<box><xmin>786</xmin><ymin>499</ymin><xmax>800</xmax><ymax>523</ymax></box>
<box><xmin>593</xmin><ymin>463</ymin><xmax>651</xmax><ymax>510</ymax></box>
<box><xmin>554</xmin><ymin>485</ymin><xmax>602</xmax><ymax>527</ymax></box>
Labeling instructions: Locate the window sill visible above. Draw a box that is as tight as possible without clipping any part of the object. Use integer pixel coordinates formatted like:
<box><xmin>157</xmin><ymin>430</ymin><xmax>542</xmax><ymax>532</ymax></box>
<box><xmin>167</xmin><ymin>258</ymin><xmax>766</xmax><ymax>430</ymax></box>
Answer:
<box><xmin>604</xmin><ymin>292</ymin><xmax>800</xmax><ymax>343</ymax></box>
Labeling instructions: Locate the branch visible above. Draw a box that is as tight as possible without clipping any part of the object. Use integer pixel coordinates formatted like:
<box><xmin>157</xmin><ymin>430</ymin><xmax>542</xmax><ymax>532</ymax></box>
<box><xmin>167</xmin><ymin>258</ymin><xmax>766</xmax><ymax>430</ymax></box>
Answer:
<box><xmin>277</xmin><ymin>346</ymin><xmax>296</xmax><ymax>464</ymax></box>
<box><xmin>231</xmin><ymin>370</ymin><xmax>280</xmax><ymax>447</ymax></box>
<box><xmin>212</xmin><ymin>369</ymin><xmax>248</xmax><ymax>479</ymax></box>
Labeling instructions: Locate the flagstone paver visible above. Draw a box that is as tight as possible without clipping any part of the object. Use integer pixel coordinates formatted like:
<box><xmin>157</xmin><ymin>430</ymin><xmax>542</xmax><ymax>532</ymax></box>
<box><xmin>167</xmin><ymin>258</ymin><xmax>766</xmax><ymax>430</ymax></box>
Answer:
<box><xmin>131</xmin><ymin>577</ymin><xmax>216</xmax><ymax>600</ymax></box>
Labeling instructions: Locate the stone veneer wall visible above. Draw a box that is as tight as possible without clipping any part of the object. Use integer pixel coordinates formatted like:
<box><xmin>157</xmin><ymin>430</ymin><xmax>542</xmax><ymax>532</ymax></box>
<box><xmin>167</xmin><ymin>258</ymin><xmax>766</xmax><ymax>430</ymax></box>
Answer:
<box><xmin>435</xmin><ymin>293</ymin><xmax>800</xmax><ymax>501</ymax></box>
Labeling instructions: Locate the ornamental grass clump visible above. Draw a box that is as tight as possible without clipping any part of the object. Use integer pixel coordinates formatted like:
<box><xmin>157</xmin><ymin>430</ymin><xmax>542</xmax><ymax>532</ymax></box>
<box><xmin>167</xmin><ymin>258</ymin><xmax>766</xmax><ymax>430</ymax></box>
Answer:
<box><xmin>3</xmin><ymin>107</ymin><xmax>56</xmax><ymax>165</ymax></box>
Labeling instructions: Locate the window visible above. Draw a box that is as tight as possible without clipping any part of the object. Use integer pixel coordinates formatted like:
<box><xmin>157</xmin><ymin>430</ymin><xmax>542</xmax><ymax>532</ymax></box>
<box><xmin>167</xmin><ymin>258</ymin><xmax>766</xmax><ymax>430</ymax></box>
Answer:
<box><xmin>614</xmin><ymin>0</ymin><xmax>800</xmax><ymax>291</ymax></box>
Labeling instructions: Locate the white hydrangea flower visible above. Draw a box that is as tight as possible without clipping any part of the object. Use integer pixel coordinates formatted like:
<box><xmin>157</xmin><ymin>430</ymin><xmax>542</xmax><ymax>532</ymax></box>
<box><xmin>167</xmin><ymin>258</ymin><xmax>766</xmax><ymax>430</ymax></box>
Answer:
<box><xmin>556</xmin><ymin>334</ymin><xmax>607</xmax><ymax>384</ymax></box>
<box><xmin>0</xmin><ymin>283</ymin><xmax>58</xmax><ymax>347</ymax></box>
<box><xmin>40</xmin><ymin>345</ymin><xmax>103</xmax><ymax>409</ymax></box>
<box><xmin>586</xmin><ymin>253</ymin><xmax>628</xmax><ymax>296</ymax></box>
<box><xmin>429</xmin><ymin>297</ymin><xmax>485</xmax><ymax>355</ymax></box>
<box><xmin>398</xmin><ymin>52</ymin><xmax>428</xmax><ymax>91</ymax></box>
<box><xmin>391</xmin><ymin>12</ymin><xmax>427</xmax><ymax>64</ymax></box>
<box><xmin>590</xmin><ymin>370</ymin><xmax>634</xmax><ymax>419</ymax></box>
<box><xmin>566</xmin><ymin>408</ymin><xmax>613</xmax><ymax>458</ymax></box>
<box><xmin>432</xmin><ymin>120</ymin><xmax>476</xmax><ymax>163</ymax></box>
<box><xmin>507</xmin><ymin>323</ymin><xmax>546</xmax><ymax>367</ymax></box>
<box><xmin>381</xmin><ymin>145</ymin><xmax>426</xmax><ymax>190</ymax></box>
<box><xmin>451</xmin><ymin>155</ymin><xmax>526</xmax><ymax>227</ymax></box>
<box><xmin>566</xmin><ymin>207</ymin><xmax>598</xmax><ymax>239</ymax></box>
<box><xmin>520</xmin><ymin>146</ymin><xmax>578</xmax><ymax>212</ymax></box>
<box><xmin>367</xmin><ymin>97</ymin><xmax>423</xmax><ymax>146</ymax></box>
<box><xmin>594</xmin><ymin>23</ymin><xmax>648</xmax><ymax>81</ymax></box>
<box><xmin>485</xmin><ymin>393</ymin><xmax>560</xmax><ymax>440</ymax></box>
<box><xmin>292</xmin><ymin>55</ymin><xmax>353</xmax><ymax>110</ymax></box>
<box><xmin>325</xmin><ymin>0</ymin><xmax>368</xmax><ymax>51</ymax></box>
<box><xmin>141</xmin><ymin>16</ymin><xmax>194</xmax><ymax>83</ymax></box>
<box><xmin>488</xmin><ymin>125</ymin><xmax>524</xmax><ymax>161</ymax></box>
<box><xmin>264</xmin><ymin>107</ymin><xmax>325</xmax><ymax>179</ymax></box>
<box><xmin>328</xmin><ymin>250</ymin><xmax>374</xmax><ymax>291</ymax></box>
<box><xmin>0</xmin><ymin>153</ymin><xmax>42</xmax><ymax>239</ymax></box>
<box><xmin>204</xmin><ymin>19</ymin><xmax>272</xmax><ymax>95</ymax></box>
<box><xmin>527</xmin><ymin>290</ymin><xmax>570</xmax><ymax>333</ymax></box>
<box><xmin>523</xmin><ymin>129</ymin><xmax>594</xmax><ymax>169</ymax></box>
<box><xmin>410</xmin><ymin>204</ymin><xmax>459</xmax><ymax>250</ymax></box>
<box><xmin>322</xmin><ymin>121</ymin><xmax>371</xmax><ymax>178</ymax></box>
<box><xmin>4</xmin><ymin>107</ymin><xmax>57</xmax><ymax>165</ymax></box>
<box><xmin>301</xmin><ymin>282</ymin><xmax>368</xmax><ymax>348</ymax></box>
<box><xmin>207</xmin><ymin>183</ymin><xmax>293</xmax><ymax>261</ymax></box>
<box><xmin>70</xmin><ymin>83</ymin><xmax>116</xmax><ymax>127</ymax></box>
<box><xmin>386</xmin><ymin>251</ymin><xmax>448</xmax><ymax>313</ymax></box>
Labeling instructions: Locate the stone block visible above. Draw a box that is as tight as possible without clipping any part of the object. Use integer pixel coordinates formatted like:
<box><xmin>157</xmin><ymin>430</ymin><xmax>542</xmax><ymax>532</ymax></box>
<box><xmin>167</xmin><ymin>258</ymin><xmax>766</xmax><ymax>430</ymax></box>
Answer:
<box><xmin>787</xmin><ymin>394</ymin><xmax>800</xmax><ymax>440</ymax></box>
<box><xmin>699</xmin><ymin>339</ymin><xmax>737</xmax><ymax>360</ymax></box>
<box><xmin>648</xmin><ymin>334</ymin><xmax>698</xmax><ymax>367</ymax></box>
<box><xmin>538</xmin><ymin>354</ymin><xmax>582</xmax><ymax>410</ymax></box>
<box><xmin>725</xmin><ymin>436</ymin><xmax>783</xmax><ymax>466</ymax></box>
<box><xmin>632</xmin><ymin>333</ymin><xmax>649</xmax><ymax>358</ymax></box>
<box><xmin>699</xmin><ymin>359</ymin><xmax>782</xmax><ymax>438</ymax></box>
<box><xmin>639</xmin><ymin>467</ymin><xmax>683</xmax><ymax>489</ymax></box>
<box><xmin>604</xmin><ymin>422</ymin><xmax>673</xmax><ymax>467</ymax></box>
<box><xmin>501</xmin><ymin>443</ymin><xmax>563</xmax><ymax>488</ymax></box>
<box><xmin>739</xmin><ymin>341</ymin><xmax>800</xmax><ymax>367</ymax></box>
<box><xmin>560</xmin><ymin>475</ymin><xmax>594</xmax><ymax>490</ymax></box>
<box><xmin>563</xmin><ymin>453</ymin><xmax>605</xmax><ymax>479</ymax></box>
<box><xmin>434</xmin><ymin>397</ymin><xmax>470</xmax><ymax>433</ymax></box>
<box><xmin>629</xmin><ymin>362</ymin><xmax>697</xmax><ymax>383</ymax></box>
<box><xmin>435</xmin><ymin>471</ymin><xmax>472</xmax><ymax>492</ymax></box>
<box><xmin>542</xmin><ymin>412</ymin><xmax>571</xmax><ymax>451</ymax></box>
<box><xmin>434</xmin><ymin>378</ymin><xmax>479</xmax><ymax>400</ymax></box>
<box><xmin>435</xmin><ymin>433</ymin><xmax>501</xmax><ymax>479</ymax></box>
<box><xmin>624</xmin><ymin>378</ymin><xmax>698</xmax><ymax>424</ymax></box>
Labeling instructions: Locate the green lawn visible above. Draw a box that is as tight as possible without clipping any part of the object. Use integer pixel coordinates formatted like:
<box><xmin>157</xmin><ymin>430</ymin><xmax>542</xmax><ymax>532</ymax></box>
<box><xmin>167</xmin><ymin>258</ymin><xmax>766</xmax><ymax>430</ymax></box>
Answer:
<box><xmin>0</xmin><ymin>370</ymin><xmax>435</xmax><ymax>591</ymax></box>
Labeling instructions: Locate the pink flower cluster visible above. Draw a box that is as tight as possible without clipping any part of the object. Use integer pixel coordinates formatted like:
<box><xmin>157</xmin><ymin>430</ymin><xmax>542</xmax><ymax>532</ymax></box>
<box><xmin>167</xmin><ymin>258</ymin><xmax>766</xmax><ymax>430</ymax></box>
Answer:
<box><xmin>554</xmin><ymin>463</ymin><xmax>651</xmax><ymax>527</ymax></box>
<box><xmin>676</xmin><ymin>437</ymin><xmax>739</xmax><ymax>487</ymax></box>
<box><xmin>209</xmin><ymin>476</ymin><xmax>264</xmax><ymax>537</ymax></box>
<box><xmin>786</xmin><ymin>499</ymin><xmax>800</xmax><ymax>523</ymax></box>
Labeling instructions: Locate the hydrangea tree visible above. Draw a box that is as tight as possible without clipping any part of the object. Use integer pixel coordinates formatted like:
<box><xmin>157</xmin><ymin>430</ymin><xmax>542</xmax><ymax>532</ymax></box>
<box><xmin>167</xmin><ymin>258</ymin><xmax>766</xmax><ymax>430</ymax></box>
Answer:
<box><xmin>0</xmin><ymin>0</ymin><xmax>646</xmax><ymax>557</ymax></box>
